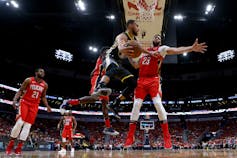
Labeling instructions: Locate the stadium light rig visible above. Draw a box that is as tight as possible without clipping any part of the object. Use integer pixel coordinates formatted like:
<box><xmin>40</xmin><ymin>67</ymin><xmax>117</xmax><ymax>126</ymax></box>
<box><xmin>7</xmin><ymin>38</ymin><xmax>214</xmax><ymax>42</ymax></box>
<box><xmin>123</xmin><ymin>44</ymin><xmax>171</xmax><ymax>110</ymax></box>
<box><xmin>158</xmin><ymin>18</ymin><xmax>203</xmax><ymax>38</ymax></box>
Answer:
<box><xmin>183</xmin><ymin>52</ymin><xmax>188</xmax><ymax>56</ymax></box>
<box><xmin>89</xmin><ymin>46</ymin><xmax>98</xmax><ymax>53</ymax></box>
<box><xmin>205</xmin><ymin>4</ymin><xmax>215</xmax><ymax>15</ymax></box>
<box><xmin>55</xmin><ymin>49</ymin><xmax>73</xmax><ymax>62</ymax></box>
<box><xmin>75</xmin><ymin>0</ymin><xmax>86</xmax><ymax>11</ymax></box>
<box><xmin>217</xmin><ymin>50</ymin><xmax>235</xmax><ymax>62</ymax></box>
<box><xmin>1</xmin><ymin>0</ymin><xmax>19</xmax><ymax>8</ymax></box>
<box><xmin>174</xmin><ymin>14</ymin><xmax>184</xmax><ymax>21</ymax></box>
<box><xmin>106</xmin><ymin>14</ymin><xmax>115</xmax><ymax>20</ymax></box>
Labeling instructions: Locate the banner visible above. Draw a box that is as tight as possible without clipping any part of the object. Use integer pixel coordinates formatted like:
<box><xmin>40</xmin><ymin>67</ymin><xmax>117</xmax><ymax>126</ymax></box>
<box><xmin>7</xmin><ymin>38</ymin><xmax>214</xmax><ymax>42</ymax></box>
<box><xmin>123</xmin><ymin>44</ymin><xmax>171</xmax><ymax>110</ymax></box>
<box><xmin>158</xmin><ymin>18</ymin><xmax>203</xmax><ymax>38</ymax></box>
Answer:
<box><xmin>123</xmin><ymin>0</ymin><xmax>166</xmax><ymax>48</ymax></box>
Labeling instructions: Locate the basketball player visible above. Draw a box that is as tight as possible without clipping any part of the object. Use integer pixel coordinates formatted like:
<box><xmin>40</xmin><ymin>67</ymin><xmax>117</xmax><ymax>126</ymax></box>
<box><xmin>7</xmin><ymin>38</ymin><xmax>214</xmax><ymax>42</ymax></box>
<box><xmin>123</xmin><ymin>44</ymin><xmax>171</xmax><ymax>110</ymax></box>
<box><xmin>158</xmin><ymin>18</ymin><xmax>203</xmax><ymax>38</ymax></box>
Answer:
<box><xmin>57</xmin><ymin>110</ymin><xmax>77</xmax><ymax>154</ymax></box>
<box><xmin>124</xmin><ymin>35</ymin><xmax>207</xmax><ymax>148</ymax></box>
<box><xmin>92</xmin><ymin>20</ymin><xmax>158</xmax><ymax>119</ymax></box>
<box><xmin>5</xmin><ymin>68</ymin><xmax>52</xmax><ymax>155</ymax></box>
<box><xmin>60</xmin><ymin>47</ymin><xmax>119</xmax><ymax>136</ymax></box>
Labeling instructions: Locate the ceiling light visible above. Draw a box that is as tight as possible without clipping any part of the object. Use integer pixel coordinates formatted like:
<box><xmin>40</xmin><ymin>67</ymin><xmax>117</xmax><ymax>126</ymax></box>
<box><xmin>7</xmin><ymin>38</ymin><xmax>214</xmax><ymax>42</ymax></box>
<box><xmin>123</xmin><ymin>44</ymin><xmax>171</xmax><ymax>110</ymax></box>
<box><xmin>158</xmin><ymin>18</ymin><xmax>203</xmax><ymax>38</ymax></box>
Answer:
<box><xmin>92</xmin><ymin>48</ymin><xmax>98</xmax><ymax>52</ymax></box>
<box><xmin>205</xmin><ymin>4</ymin><xmax>215</xmax><ymax>15</ymax></box>
<box><xmin>174</xmin><ymin>14</ymin><xmax>183</xmax><ymax>21</ymax></box>
<box><xmin>10</xmin><ymin>0</ymin><xmax>19</xmax><ymax>8</ymax></box>
<box><xmin>75</xmin><ymin>0</ymin><xmax>86</xmax><ymax>11</ymax></box>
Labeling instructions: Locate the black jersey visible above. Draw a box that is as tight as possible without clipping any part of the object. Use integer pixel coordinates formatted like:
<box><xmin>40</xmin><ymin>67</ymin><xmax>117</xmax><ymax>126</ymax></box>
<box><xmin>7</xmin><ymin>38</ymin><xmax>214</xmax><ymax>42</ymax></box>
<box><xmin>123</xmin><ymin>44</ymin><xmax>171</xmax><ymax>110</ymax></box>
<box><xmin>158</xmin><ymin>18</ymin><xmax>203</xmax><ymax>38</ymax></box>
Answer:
<box><xmin>105</xmin><ymin>32</ymin><xmax>137</xmax><ymax>65</ymax></box>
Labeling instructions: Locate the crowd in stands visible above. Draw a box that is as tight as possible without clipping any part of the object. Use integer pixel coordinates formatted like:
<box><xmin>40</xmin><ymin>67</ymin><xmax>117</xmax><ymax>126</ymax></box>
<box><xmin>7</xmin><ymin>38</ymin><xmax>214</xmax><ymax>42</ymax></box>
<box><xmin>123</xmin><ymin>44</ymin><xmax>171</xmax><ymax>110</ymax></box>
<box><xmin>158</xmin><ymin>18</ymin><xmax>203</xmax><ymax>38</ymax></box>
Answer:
<box><xmin>1</xmin><ymin>112</ymin><xmax>237</xmax><ymax>150</ymax></box>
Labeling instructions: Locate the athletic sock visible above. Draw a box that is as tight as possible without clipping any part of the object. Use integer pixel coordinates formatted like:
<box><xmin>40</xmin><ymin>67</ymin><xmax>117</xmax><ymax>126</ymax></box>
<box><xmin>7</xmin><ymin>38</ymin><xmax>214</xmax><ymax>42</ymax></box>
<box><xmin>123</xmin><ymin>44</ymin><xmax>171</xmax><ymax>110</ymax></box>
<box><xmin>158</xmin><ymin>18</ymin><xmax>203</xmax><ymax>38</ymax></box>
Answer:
<box><xmin>68</xmin><ymin>99</ymin><xmax>80</xmax><ymax>106</ymax></box>
<box><xmin>15</xmin><ymin>141</ymin><xmax>23</xmax><ymax>151</ymax></box>
<box><xmin>161</xmin><ymin>122</ymin><xmax>170</xmax><ymax>136</ymax></box>
<box><xmin>127</xmin><ymin>122</ymin><xmax>137</xmax><ymax>138</ymax></box>
<box><xmin>105</xmin><ymin>119</ymin><xmax>111</xmax><ymax>128</ymax></box>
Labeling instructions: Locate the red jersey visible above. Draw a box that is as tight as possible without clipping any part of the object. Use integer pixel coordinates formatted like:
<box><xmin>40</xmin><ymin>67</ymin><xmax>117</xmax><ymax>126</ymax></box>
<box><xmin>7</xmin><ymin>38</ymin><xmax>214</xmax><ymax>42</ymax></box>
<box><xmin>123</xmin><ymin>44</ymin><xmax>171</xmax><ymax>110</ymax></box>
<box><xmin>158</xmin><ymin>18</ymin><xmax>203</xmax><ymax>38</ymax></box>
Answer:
<box><xmin>139</xmin><ymin>46</ymin><xmax>164</xmax><ymax>78</ymax></box>
<box><xmin>22</xmin><ymin>77</ymin><xmax>46</xmax><ymax>105</ymax></box>
<box><xmin>90</xmin><ymin>56</ymin><xmax>105</xmax><ymax>77</ymax></box>
<box><xmin>63</xmin><ymin>116</ymin><xmax>73</xmax><ymax>130</ymax></box>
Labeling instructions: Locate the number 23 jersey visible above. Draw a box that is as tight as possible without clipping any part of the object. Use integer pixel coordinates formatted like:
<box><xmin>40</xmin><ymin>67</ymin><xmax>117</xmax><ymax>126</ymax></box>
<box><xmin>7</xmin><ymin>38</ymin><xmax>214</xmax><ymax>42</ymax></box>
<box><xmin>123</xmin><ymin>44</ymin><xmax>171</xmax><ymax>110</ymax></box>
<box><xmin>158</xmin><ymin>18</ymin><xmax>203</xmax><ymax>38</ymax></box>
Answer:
<box><xmin>139</xmin><ymin>46</ymin><xmax>169</xmax><ymax>78</ymax></box>
<box><xmin>22</xmin><ymin>77</ymin><xmax>46</xmax><ymax>105</ymax></box>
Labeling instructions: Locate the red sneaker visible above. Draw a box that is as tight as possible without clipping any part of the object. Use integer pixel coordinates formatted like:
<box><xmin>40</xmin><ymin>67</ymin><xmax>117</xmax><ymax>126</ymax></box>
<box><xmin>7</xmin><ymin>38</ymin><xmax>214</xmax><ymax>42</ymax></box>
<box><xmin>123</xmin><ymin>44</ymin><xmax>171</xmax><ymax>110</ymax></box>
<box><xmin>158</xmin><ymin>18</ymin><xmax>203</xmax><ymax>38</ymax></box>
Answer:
<box><xmin>5</xmin><ymin>140</ymin><xmax>14</xmax><ymax>155</ymax></box>
<box><xmin>15</xmin><ymin>143</ymin><xmax>23</xmax><ymax>156</ymax></box>
<box><xmin>15</xmin><ymin>148</ymin><xmax>22</xmax><ymax>156</ymax></box>
<box><xmin>124</xmin><ymin>136</ymin><xmax>134</xmax><ymax>148</ymax></box>
<box><xmin>5</xmin><ymin>150</ymin><xmax>13</xmax><ymax>155</ymax></box>
<box><xmin>164</xmin><ymin>133</ymin><xmax>172</xmax><ymax>149</ymax></box>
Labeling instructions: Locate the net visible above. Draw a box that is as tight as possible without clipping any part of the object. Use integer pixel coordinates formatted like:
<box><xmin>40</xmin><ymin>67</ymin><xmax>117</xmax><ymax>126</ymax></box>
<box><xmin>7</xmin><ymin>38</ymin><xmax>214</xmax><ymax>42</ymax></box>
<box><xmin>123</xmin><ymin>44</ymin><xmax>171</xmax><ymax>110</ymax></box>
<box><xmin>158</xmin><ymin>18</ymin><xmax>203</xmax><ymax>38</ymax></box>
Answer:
<box><xmin>136</xmin><ymin>0</ymin><xmax>158</xmax><ymax>22</ymax></box>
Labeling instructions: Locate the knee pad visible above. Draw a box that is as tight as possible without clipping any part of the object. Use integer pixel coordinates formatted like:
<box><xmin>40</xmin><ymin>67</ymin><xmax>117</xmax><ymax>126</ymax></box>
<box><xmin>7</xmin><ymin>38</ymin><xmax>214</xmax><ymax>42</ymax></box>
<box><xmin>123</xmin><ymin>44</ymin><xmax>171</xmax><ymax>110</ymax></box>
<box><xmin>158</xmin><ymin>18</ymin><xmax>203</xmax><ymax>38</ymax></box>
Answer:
<box><xmin>152</xmin><ymin>96</ymin><xmax>167</xmax><ymax>121</ymax></box>
<box><xmin>130</xmin><ymin>98</ymin><xmax>143</xmax><ymax>121</ymax></box>
<box><xmin>122</xmin><ymin>77</ymin><xmax>137</xmax><ymax>98</ymax></box>
<box><xmin>10</xmin><ymin>117</ymin><xmax>24</xmax><ymax>138</ymax></box>
<box><xmin>19</xmin><ymin>122</ymin><xmax>32</xmax><ymax>141</ymax></box>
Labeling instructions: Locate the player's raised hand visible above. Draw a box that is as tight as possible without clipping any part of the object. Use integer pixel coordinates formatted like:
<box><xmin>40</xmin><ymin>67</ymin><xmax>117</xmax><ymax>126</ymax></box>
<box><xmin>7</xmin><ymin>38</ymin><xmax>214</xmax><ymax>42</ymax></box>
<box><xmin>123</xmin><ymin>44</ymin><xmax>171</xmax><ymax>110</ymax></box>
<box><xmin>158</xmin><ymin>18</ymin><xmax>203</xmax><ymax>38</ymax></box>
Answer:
<box><xmin>12</xmin><ymin>100</ymin><xmax>17</xmax><ymax>110</ymax></box>
<box><xmin>191</xmin><ymin>38</ymin><xmax>208</xmax><ymax>53</ymax></box>
<box><xmin>150</xmin><ymin>51</ymin><xmax>159</xmax><ymax>58</ymax></box>
<box><xmin>121</xmin><ymin>45</ymin><xmax>134</xmax><ymax>57</ymax></box>
<box><xmin>47</xmin><ymin>106</ymin><xmax>52</xmax><ymax>112</ymax></box>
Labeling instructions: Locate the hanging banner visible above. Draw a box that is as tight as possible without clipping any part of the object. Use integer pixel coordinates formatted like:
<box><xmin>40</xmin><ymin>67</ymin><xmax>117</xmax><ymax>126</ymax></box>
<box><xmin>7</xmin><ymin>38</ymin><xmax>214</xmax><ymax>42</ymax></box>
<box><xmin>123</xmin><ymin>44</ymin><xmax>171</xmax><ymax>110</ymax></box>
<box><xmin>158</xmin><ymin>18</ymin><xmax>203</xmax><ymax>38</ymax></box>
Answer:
<box><xmin>123</xmin><ymin>0</ymin><xmax>166</xmax><ymax>48</ymax></box>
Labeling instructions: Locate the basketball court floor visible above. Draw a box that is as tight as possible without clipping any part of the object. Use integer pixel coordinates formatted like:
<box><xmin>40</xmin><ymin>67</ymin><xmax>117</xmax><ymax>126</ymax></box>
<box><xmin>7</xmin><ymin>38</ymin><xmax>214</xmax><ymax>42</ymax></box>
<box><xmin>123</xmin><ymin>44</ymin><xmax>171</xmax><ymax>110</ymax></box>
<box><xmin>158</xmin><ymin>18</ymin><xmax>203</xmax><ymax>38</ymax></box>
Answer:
<box><xmin>1</xmin><ymin>150</ymin><xmax>237</xmax><ymax>158</ymax></box>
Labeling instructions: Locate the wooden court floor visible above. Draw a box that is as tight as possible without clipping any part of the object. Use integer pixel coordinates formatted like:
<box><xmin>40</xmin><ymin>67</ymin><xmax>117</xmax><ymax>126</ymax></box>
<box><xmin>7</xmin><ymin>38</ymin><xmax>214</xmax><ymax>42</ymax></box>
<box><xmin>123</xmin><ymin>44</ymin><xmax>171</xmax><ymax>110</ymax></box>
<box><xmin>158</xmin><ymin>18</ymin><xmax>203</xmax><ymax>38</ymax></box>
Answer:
<box><xmin>1</xmin><ymin>149</ymin><xmax>237</xmax><ymax>158</ymax></box>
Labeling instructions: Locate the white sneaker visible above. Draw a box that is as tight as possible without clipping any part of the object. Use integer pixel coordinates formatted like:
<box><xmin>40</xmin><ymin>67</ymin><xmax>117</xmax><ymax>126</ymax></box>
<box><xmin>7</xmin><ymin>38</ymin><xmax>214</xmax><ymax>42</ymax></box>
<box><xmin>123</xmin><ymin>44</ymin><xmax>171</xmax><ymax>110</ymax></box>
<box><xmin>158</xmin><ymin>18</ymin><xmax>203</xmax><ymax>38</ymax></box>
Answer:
<box><xmin>58</xmin><ymin>148</ymin><xmax>66</xmax><ymax>154</ymax></box>
<box><xmin>71</xmin><ymin>148</ymin><xmax>75</xmax><ymax>153</ymax></box>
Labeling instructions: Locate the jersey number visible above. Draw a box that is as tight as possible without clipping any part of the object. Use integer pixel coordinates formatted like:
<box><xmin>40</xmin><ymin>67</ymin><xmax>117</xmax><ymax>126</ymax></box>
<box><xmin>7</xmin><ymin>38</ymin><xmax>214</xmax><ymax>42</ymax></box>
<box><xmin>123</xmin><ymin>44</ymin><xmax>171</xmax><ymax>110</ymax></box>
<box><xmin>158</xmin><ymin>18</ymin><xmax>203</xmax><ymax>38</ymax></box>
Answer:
<box><xmin>32</xmin><ymin>91</ymin><xmax>39</xmax><ymax>99</ymax></box>
<box><xmin>142</xmin><ymin>56</ymin><xmax>151</xmax><ymax>65</ymax></box>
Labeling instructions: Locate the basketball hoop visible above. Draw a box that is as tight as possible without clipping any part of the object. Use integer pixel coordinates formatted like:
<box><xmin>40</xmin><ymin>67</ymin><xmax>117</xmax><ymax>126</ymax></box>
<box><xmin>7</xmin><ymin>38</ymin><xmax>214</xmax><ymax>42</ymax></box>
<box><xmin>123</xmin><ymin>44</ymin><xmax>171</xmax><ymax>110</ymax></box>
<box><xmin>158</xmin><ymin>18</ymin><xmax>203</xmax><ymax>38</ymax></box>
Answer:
<box><xmin>136</xmin><ymin>0</ymin><xmax>158</xmax><ymax>22</ymax></box>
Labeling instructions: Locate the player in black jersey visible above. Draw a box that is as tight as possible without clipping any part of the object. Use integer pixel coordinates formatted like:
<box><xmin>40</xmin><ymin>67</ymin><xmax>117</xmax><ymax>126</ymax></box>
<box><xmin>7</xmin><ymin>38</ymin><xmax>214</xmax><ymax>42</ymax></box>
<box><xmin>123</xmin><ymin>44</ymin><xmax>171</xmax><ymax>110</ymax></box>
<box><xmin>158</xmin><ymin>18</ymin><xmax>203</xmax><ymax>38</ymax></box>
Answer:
<box><xmin>92</xmin><ymin>20</ymin><xmax>158</xmax><ymax>119</ymax></box>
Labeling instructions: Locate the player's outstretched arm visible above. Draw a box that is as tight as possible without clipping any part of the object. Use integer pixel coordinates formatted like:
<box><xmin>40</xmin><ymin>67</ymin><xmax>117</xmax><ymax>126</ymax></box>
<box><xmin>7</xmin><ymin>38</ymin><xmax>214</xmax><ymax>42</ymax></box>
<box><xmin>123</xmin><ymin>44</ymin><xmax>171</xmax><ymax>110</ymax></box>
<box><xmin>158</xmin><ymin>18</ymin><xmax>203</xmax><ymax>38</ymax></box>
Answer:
<box><xmin>72</xmin><ymin>116</ymin><xmax>77</xmax><ymax>132</ymax></box>
<box><xmin>57</xmin><ymin>116</ymin><xmax>63</xmax><ymax>130</ymax></box>
<box><xmin>12</xmin><ymin>78</ymin><xmax>31</xmax><ymax>109</ymax></box>
<box><xmin>41</xmin><ymin>83</ymin><xmax>52</xmax><ymax>112</ymax></box>
<box><xmin>166</xmin><ymin>38</ymin><xmax>208</xmax><ymax>55</ymax></box>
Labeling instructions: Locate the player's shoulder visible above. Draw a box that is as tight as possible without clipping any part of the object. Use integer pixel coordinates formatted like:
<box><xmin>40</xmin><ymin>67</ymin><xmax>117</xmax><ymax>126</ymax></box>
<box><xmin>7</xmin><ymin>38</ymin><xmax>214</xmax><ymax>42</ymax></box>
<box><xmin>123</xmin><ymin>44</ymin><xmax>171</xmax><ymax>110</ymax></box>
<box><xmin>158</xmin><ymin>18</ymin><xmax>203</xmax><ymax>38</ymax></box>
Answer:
<box><xmin>158</xmin><ymin>45</ymin><xmax>170</xmax><ymax>51</ymax></box>
<box><xmin>116</xmin><ymin>32</ymin><xmax>128</xmax><ymax>40</ymax></box>
<box><xmin>25</xmin><ymin>77</ymin><xmax>32</xmax><ymax>83</ymax></box>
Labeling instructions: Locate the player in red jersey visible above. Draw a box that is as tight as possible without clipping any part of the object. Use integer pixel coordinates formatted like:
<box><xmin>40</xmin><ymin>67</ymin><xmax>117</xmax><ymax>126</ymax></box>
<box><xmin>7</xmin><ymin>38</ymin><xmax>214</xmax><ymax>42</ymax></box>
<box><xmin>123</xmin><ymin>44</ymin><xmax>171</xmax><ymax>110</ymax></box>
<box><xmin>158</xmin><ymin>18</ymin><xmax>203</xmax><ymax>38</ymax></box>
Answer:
<box><xmin>60</xmin><ymin>47</ymin><xmax>119</xmax><ymax>136</ymax></box>
<box><xmin>5</xmin><ymin>68</ymin><xmax>52</xmax><ymax>155</ymax></box>
<box><xmin>57</xmin><ymin>110</ymin><xmax>77</xmax><ymax>154</ymax></box>
<box><xmin>124</xmin><ymin>34</ymin><xmax>207</xmax><ymax>148</ymax></box>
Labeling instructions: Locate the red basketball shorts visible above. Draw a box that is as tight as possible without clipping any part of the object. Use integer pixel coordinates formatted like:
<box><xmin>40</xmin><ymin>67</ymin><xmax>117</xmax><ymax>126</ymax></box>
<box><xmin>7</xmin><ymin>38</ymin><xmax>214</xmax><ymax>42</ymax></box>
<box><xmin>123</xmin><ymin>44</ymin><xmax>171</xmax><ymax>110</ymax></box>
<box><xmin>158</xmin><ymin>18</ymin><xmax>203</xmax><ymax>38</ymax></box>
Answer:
<box><xmin>18</xmin><ymin>99</ymin><xmax>39</xmax><ymax>125</ymax></box>
<box><xmin>61</xmin><ymin>128</ymin><xmax>73</xmax><ymax>140</ymax></box>
<box><xmin>134</xmin><ymin>77</ymin><xmax>162</xmax><ymax>100</ymax></box>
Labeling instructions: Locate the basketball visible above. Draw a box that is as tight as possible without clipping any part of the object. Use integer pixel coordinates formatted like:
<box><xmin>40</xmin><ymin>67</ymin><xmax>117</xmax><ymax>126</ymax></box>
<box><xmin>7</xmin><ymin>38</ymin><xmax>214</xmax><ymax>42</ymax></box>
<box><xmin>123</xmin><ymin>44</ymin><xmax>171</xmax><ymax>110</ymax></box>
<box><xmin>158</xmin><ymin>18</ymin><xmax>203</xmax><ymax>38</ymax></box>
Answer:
<box><xmin>125</xmin><ymin>40</ymin><xmax>143</xmax><ymax>58</ymax></box>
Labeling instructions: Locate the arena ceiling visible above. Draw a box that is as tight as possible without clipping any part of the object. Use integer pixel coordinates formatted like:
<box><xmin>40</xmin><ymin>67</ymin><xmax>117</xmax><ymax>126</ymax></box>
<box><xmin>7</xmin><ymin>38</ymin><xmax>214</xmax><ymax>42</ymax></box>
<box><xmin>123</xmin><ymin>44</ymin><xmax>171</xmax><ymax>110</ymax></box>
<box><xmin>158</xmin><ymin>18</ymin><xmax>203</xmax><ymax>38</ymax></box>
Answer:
<box><xmin>0</xmin><ymin>0</ymin><xmax>236</xmax><ymax>98</ymax></box>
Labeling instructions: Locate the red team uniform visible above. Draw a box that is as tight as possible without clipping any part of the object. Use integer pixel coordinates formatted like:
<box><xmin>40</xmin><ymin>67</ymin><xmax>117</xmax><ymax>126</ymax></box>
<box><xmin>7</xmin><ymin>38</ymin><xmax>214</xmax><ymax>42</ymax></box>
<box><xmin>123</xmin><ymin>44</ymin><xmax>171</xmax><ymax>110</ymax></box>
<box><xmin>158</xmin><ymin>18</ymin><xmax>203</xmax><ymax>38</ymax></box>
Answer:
<box><xmin>61</xmin><ymin>116</ymin><xmax>74</xmax><ymax>140</ymax></box>
<box><xmin>134</xmin><ymin>46</ymin><xmax>163</xmax><ymax>99</ymax></box>
<box><xmin>89</xmin><ymin>56</ymin><xmax>109</xmax><ymax>101</ymax></box>
<box><xmin>19</xmin><ymin>77</ymin><xmax>46</xmax><ymax>124</ymax></box>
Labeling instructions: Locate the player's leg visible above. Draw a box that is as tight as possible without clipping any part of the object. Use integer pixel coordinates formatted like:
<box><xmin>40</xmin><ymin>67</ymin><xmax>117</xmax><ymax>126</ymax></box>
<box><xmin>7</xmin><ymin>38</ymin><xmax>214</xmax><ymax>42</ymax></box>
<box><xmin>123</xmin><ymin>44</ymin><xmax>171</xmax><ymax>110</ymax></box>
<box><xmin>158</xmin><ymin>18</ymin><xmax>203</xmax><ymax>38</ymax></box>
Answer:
<box><xmin>101</xmin><ymin>98</ymin><xmax>119</xmax><ymax>136</ymax></box>
<box><xmin>150</xmin><ymin>81</ymin><xmax>172</xmax><ymax>149</ymax></box>
<box><xmin>5</xmin><ymin>101</ymin><xmax>28</xmax><ymax>155</ymax></box>
<box><xmin>107</xmin><ymin>67</ymin><xmax>137</xmax><ymax>119</ymax></box>
<box><xmin>124</xmin><ymin>98</ymin><xmax>143</xmax><ymax>147</ymax></box>
<box><xmin>59</xmin><ymin>130</ymin><xmax>67</xmax><ymax>154</ymax></box>
<box><xmin>91</xmin><ymin>62</ymin><xmax>119</xmax><ymax>97</ymax></box>
<box><xmin>60</xmin><ymin>75</ymin><xmax>107</xmax><ymax>110</ymax></box>
<box><xmin>68</xmin><ymin>130</ymin><xmax>74</xmax><ymax>153</ymax></box>
<box><xmin>15</xmin><ymin>105</ymin><xmax>38</xmax><ymax>155</ymax></box>
<box><xmin>124</xmin><ymin>83</ymin><xmax>145</xmax><ymax>147</ymax></box>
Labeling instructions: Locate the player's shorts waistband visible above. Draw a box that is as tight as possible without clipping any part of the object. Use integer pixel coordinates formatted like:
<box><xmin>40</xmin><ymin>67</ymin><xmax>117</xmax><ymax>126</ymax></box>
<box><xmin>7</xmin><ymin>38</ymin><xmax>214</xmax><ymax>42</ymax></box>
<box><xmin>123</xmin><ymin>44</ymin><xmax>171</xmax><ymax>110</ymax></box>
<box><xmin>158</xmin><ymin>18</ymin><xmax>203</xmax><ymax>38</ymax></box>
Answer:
<box><xmin>138</xmin><ymin>76</ymin><xmax>160</xmax><ymax>79</ymax></box>
<box><xmin>20</xmin><ymin>99</ymin><xmax>39</xmax><ymax>106</ymax></box>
